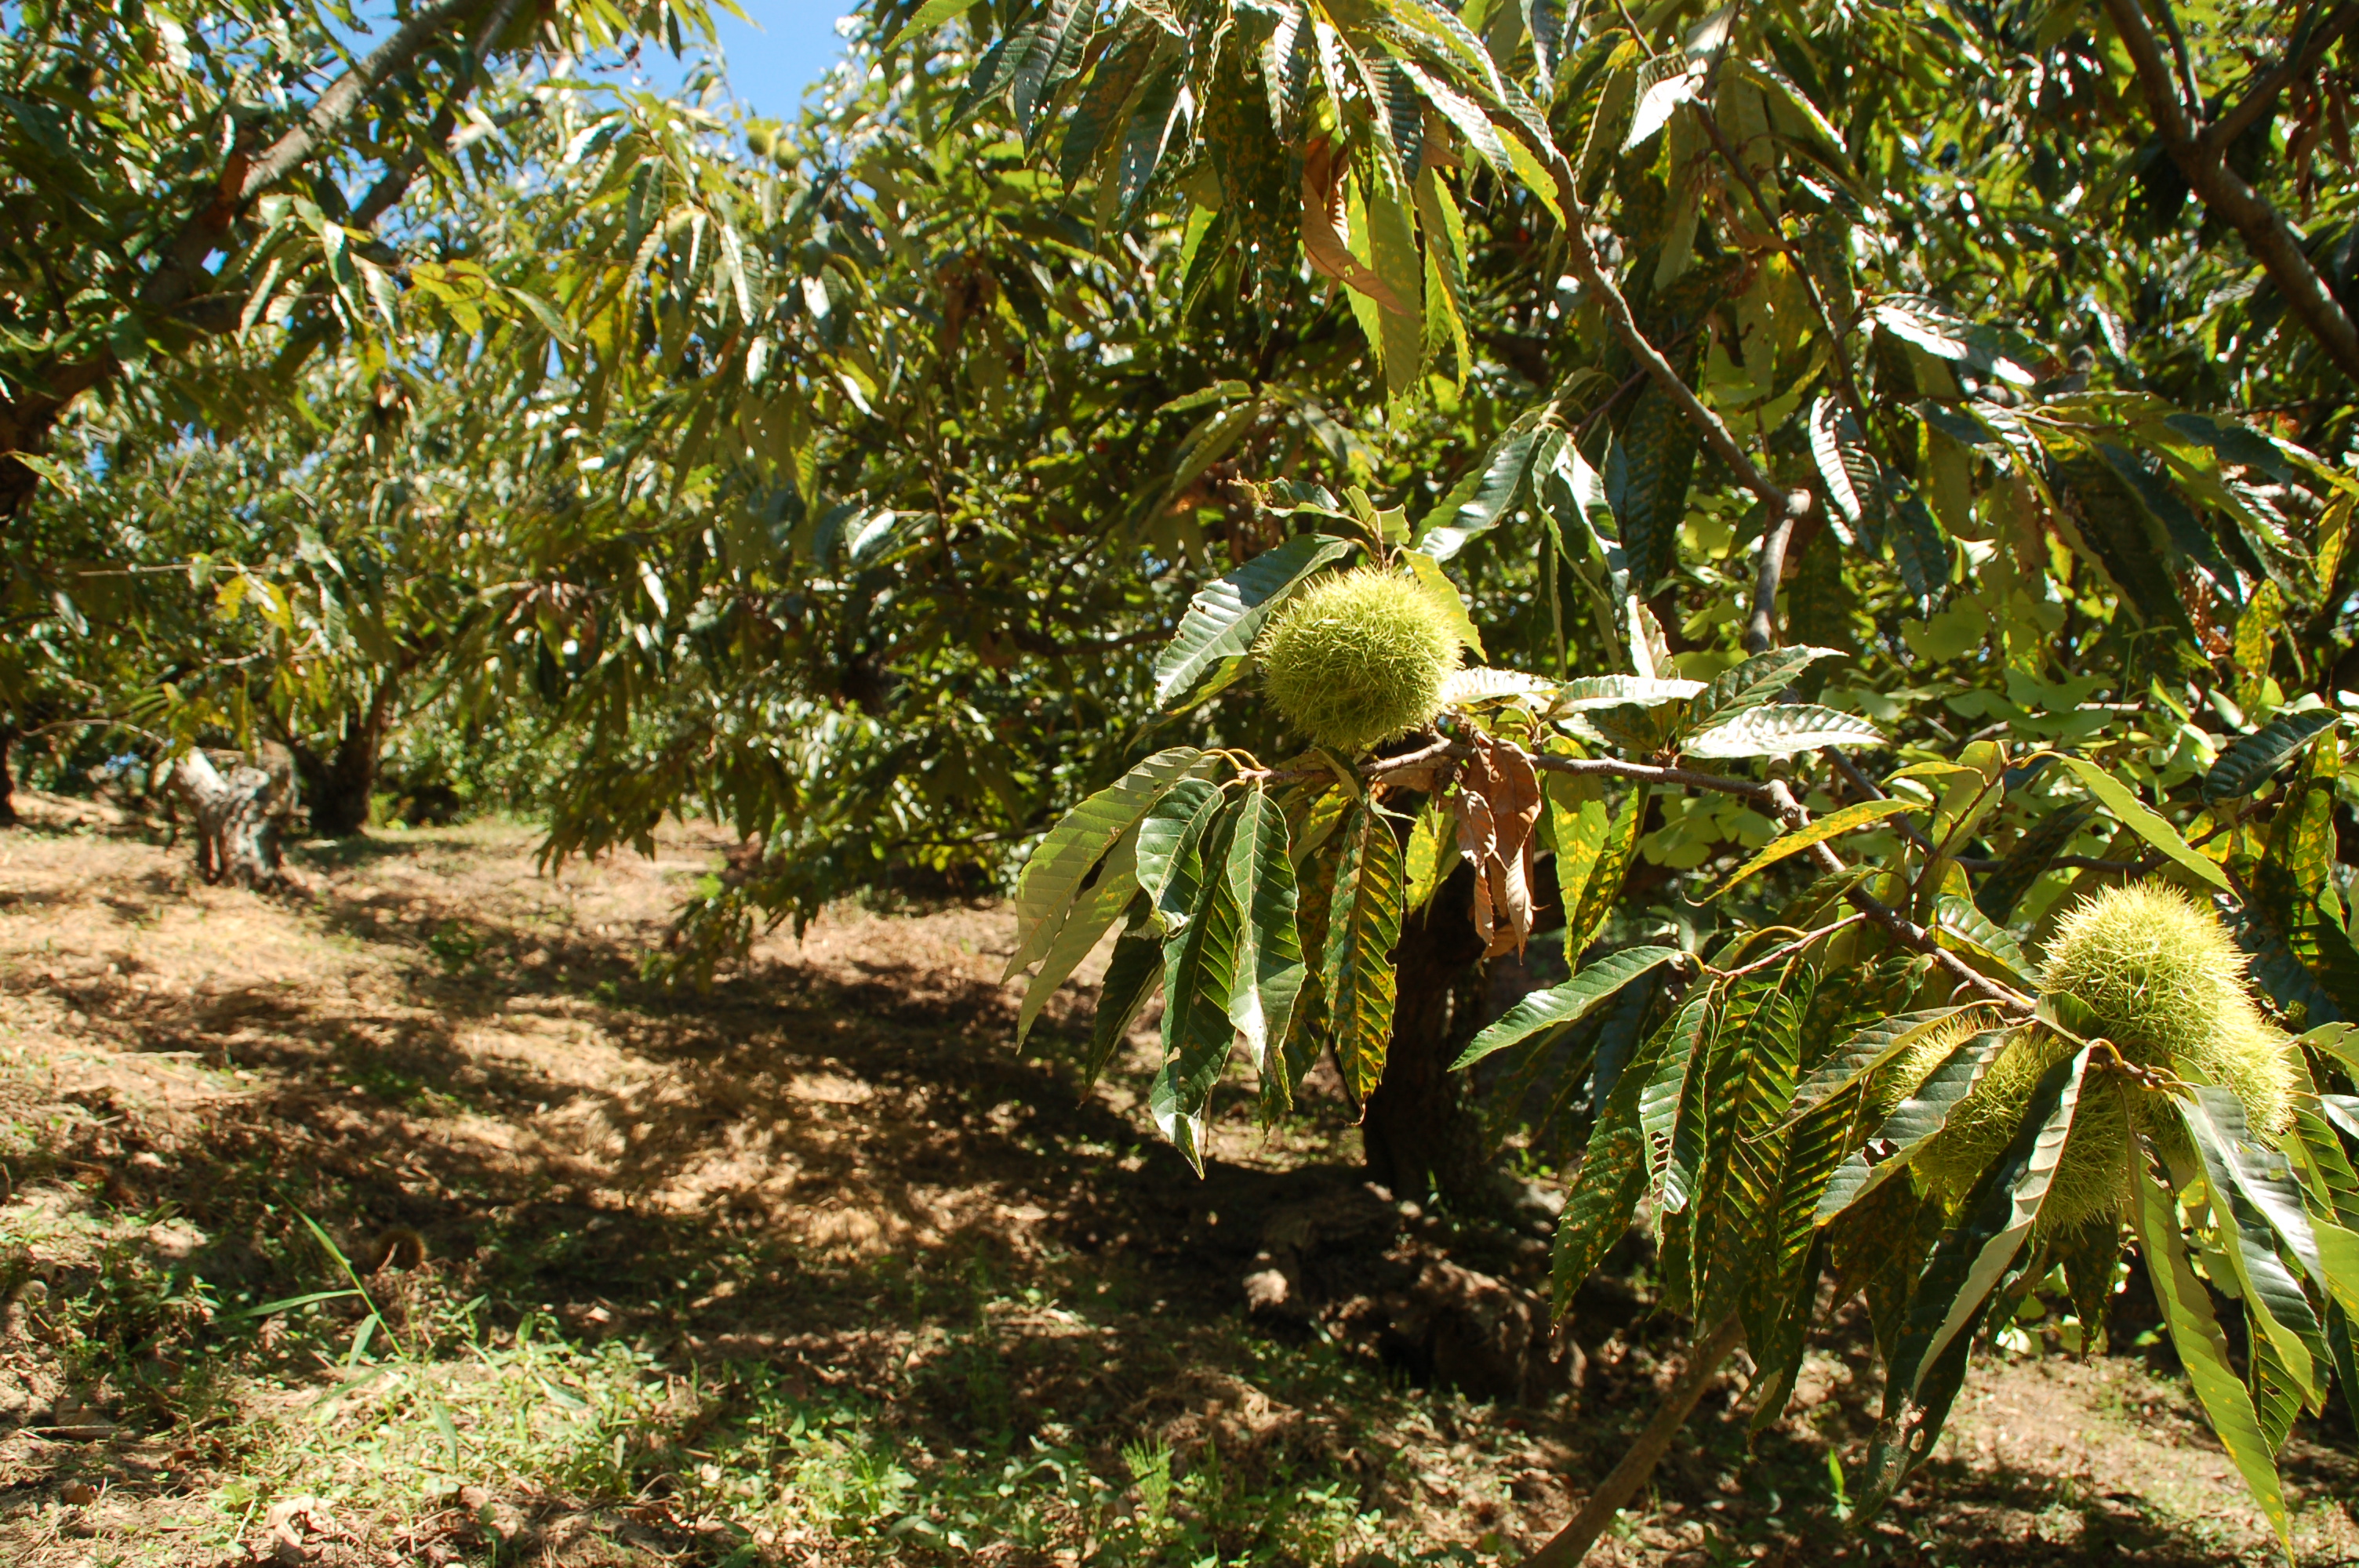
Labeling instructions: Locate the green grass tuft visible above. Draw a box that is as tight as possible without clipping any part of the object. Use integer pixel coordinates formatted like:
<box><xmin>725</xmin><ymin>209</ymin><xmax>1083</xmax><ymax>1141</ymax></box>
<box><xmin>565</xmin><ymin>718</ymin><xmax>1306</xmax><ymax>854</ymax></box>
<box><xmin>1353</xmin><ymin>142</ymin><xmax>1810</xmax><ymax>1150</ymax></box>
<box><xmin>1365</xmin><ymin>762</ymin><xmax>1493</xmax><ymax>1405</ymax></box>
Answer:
<box><xmin>1254</xmin><ymin>568</ymin><xmax>1462</xmax><ymax>756</ymax></box>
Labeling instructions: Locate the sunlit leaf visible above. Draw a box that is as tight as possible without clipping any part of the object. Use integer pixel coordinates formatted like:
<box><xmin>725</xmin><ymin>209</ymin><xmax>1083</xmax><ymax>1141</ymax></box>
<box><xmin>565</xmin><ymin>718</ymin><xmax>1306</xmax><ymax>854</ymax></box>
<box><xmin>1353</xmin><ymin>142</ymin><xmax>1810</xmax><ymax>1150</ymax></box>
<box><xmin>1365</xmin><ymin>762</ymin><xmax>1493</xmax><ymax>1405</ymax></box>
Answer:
<box><xmin>1151</xmin><ymin>535</ymin><xmax>1354</xmax><ymax>710</ymax></box>
<box><xmin>1454</xmin><ymin>944</ymin><xmax>1684</xmax><ymax>1069</ymax></box>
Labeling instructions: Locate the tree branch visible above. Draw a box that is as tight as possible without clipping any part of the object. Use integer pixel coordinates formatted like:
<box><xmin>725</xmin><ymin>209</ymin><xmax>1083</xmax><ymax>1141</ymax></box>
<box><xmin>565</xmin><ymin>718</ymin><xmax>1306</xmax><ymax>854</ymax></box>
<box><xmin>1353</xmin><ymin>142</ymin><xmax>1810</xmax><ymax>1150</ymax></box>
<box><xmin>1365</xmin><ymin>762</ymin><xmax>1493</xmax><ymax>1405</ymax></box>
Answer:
<box><xmin>2102</xmin><ymin>0</ymin><xmax>2359</xmax><ymax>384</ymax></box>
<box><xmin>1744</xmin><ymin>499</ymin><xmax>1801</xmax><ymax>655</ymax></box>
<box><xmin>1761</xmin><ymin>778</ymin><xmax>2034</xmax><ymax>1012</ymax></box>
<box><xmin>1358</xmin><ymin>735</ymin><xmax>2029</xmax><ymax>1011</ymax></box>
<box><xmin>2212</xmin><ymin>0</ymin><xmax>2359</xmax><ymax>151</ymax></box>
<box><xmin>242</xmin><ymin>0</ymin><xmax>485</xmax><ymax>205</ymax></box>
<box><xmin>140</xmin><ymin>0</ymin><xmax>482</xmax><ymax>316</ymax></box>
<box><xmin>1521</xmin><ymin>1313</ymin><xmax>1747</xmax><ymax>1566</ymax></box>
<box><xmin>352</xmin><ymin>0</ymin><xmax>531</xmax><ymax>229</ymax></box>
<box><xmin>1533</xmin><ymin>144</ymin><xmax>1811</xmax><ymax>525</ymax></box>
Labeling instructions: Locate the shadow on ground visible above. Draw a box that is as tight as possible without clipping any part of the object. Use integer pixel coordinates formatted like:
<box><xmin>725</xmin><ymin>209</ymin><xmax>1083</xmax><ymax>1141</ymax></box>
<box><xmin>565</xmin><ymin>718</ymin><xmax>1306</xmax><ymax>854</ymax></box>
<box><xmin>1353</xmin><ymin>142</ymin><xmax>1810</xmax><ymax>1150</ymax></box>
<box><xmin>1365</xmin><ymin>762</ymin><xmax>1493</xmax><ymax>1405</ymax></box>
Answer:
<box><xmin>0</xmin><ymin>810</ymin><xmax>2349</xmax><ymax>1565</ymax></box>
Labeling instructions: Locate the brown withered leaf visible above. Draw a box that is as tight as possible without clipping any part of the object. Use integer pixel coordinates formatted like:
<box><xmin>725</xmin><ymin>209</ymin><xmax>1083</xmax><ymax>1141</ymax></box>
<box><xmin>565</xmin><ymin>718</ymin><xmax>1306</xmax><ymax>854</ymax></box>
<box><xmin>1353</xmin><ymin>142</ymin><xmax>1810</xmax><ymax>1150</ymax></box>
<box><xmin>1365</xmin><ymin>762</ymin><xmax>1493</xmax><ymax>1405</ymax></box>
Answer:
<box><xmin>1456</xmin><ymin>732</ymin><xmax>1543</xmax><ymax>956</ymax></box>
<box><xmin>1300</xmin><ymin>137</ymin><xmax>1412</xmax><ymax>313</ymax></box>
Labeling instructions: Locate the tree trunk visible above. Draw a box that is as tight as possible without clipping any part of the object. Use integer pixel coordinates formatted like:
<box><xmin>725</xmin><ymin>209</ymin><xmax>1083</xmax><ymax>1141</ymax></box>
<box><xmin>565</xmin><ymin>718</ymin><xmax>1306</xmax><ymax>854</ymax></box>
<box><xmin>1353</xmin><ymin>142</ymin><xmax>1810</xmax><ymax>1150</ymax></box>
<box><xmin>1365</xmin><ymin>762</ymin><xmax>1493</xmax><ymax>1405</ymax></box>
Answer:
<box><xmin>169</xmin><ymin>750</ymin><xmax>289</xmax><ymax>889</ymax></box>
<box><xmin>1361</xmin><ymin>864</ymin><xmax>1496</xmax><ymax>1209</ymax></box>
<box><xmin>296</xmin><ymin>683</ymin><xmax>395</xmax><ymax>837</ymax></box>
<box><xmin>0</xmin><ymin>727</ymin><xmax>16</xmax><ymax>828</ymax></box>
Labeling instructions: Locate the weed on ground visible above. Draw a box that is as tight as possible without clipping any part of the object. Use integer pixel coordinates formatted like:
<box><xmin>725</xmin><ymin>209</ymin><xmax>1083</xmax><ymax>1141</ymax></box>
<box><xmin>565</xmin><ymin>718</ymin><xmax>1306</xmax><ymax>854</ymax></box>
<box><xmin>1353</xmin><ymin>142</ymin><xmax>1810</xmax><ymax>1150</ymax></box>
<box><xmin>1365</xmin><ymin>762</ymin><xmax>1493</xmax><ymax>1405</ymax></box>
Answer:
<box><xmin>0</xmin><ymin>798</ymin><xmax>2350</xmax><ymax>1565</ymax></box>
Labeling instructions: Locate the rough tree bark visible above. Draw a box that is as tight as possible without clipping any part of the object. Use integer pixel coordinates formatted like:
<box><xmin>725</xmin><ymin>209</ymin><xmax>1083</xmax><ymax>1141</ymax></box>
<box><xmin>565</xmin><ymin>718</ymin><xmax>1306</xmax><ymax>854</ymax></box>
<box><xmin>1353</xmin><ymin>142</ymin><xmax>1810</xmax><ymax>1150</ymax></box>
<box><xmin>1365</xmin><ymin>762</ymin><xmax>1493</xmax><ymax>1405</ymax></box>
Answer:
<box><xmin>1361</xmin><ymin>864</ymin><xmax>1496</xmax><ymax>1209</ymax></box>
<box><xmin>169</xmin><ymin>748</ymin><xmax>291</xmax><ymax>889</ymax></box>
<box><xmin>295</xmin><ymin>682</ymin><xmax>396</xmax><ymax>837</ymax></box>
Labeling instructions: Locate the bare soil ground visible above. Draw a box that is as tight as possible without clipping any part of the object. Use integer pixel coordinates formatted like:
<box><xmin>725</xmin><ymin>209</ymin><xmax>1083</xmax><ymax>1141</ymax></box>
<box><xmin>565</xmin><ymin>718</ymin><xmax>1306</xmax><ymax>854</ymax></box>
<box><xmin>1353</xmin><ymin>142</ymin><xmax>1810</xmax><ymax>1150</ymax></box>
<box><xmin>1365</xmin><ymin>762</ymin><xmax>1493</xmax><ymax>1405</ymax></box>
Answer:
<box><xmin>0</xmin><ymin>796</ymin><xmax>2352</xmax><ymax>1566</ymax></box>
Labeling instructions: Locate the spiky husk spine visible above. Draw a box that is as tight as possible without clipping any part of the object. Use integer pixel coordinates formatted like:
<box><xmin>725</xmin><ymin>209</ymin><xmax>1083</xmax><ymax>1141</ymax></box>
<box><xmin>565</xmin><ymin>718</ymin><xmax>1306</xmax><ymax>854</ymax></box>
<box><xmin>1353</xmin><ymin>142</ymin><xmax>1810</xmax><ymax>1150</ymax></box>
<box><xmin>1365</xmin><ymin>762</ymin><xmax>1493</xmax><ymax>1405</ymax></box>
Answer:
<box><xmin>1914</xmin><ymin>884</ymin><xmax>2298</xmax><ymax>1234</ymax></box>
<box><xmin>1255</xmin><ymin>568</ymin><xmax>1462</xmax><ymax>756</ymax></box>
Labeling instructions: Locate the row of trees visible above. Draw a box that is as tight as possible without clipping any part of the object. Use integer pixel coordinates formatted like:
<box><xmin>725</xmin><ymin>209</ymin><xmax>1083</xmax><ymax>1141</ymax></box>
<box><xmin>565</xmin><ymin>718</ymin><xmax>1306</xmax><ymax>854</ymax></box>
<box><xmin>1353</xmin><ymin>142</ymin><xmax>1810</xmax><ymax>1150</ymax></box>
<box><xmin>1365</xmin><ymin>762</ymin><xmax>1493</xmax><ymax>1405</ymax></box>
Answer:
<box><xmin>9</xmin><ymin>0</ymin><xmax>2359</xmax><ymax>1559</ymax></box>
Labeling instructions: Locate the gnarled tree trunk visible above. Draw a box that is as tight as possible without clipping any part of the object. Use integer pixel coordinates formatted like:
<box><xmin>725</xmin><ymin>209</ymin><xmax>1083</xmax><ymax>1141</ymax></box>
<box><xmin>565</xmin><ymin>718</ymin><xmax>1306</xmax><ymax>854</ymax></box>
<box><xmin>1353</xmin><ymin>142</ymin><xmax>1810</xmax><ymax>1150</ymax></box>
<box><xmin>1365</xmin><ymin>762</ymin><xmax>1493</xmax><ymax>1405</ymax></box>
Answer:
<box><xmin>295</xmin><ymin>682</ymin><xmax>395</xmax><ymax>838</ymax></box>
<box><xmin>169</xmin><ymin>748</ymin><xmax>290</xmax><ymax>888</ymax></box>
<box><xmin>1361</xmin><ymin>864</ymin><xmax>1496</xmax><ymax>1210</ymax></box>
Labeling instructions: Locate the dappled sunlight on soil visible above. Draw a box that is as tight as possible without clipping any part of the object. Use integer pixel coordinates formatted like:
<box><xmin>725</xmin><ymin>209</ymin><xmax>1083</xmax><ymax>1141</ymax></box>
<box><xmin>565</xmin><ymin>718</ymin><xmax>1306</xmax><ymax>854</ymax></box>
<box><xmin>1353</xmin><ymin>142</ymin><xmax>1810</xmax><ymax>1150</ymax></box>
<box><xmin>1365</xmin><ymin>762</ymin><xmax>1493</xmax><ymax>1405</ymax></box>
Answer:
<box><xmin>0</xmin><ymin>797</ymin><xmax>2349</xmax><ymax>1565</ymax></box>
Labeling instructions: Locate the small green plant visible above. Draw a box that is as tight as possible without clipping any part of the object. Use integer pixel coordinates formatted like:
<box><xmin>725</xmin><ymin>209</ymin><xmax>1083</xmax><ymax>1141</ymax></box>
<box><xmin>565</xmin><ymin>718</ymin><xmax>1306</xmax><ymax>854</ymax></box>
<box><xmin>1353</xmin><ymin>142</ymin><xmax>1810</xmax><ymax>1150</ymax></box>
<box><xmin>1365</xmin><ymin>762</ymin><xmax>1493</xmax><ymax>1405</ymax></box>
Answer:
<box><xmin>425</xmin><ymin>920</ymin><xmax>483</xmax><ymax>970</ymax></box>
<box><xmin>1122</xmin><ymin>1436</ymin><xmax>1175</xmax><ymax>1536</ymax></box>
<box><xmin>1824</xmin><ymin>1450</ymin><xmax>1853</xmax><ymax>1525</ymax></box>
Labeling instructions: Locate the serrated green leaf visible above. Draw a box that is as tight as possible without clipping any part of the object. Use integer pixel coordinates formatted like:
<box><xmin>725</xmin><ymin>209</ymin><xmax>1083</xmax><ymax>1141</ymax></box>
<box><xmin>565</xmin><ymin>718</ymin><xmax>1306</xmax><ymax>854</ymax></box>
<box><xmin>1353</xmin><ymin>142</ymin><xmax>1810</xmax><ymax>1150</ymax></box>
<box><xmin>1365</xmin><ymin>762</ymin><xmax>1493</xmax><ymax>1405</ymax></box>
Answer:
<box><xmin>2191</xmin><ymin>1087</ymin><xmax>2328</xmax><ymax>1288</ymax></box>
<box><xmin>1138</xmin><ymin>779</ymin><xmax>1225</xmax><ymax>934</ymax></box>
<box><xmin>885</xmin><ymin>0</ymin><xmax>975</xmax><ymax>50</ymax></box>
<box><xmin>1326</xmin><ymin>804</ymin><xmax>1406</xmax><ymax>1100</ymax></box>
<box><xmin>2320</xmin><ymin>1219</ymin><xmax>2359</xmax><ymax>1319</ymax></box>
<box><xmin>1060</xmin><ymin>31</ymin><xmax>1160</xmax><ymax>184</ymax></box>
<box><xmin>1885</xmin><ymin>484</ymin><xmax>1950</xmax><ymax>606</ymax></box>
<box><xmin>1696</xmin><ymin>971</ymin><xmax>1812</xmax><ymax>1324</ymax></box>
<box><xmin>2180</xmin><ymin>1093</ymin><xmax>2327</xmax><ymax>1404</ymax></box>
<box><xmin>1787</xmin><ymin>1006</ymin><xmax>1982</xmax><ymax>1123</ymax></box>
<box><xmin>2286</xmin><ymin>1094</ymin><xmax>2359</xmax><ymax>1224</ymax></box>
<box><xmin>1863</xmin><ymin>1047</ymin><xmax>2093</xmax><ymax>1509</ymax></box>
<box><xmin>2094</xmin><ymin>441</ymin><xmax>2241</xmax><ymax>604</ymax></box>
<box><xmin>1566</xmin><ymin>784</ymin><xmax>1647</xmax><ymax>960</ymax></box>
<box><xmin>1975</xmin><ymin>803</ymin><xmax>2095</xmax><ymax>924</ymax></box>
<box><xmin>2134</xmin><ymin>1157</ymin><xmax>2293</xmax><ymax>1555</ymax></box>
<box><xmin>1403</xmin><ymin>797</ymin><xmax>1451</xmax><ymax>914</ymax></box>
<box><xmin>1749</xmin><ymin>1086</ymin><xmax>1861</xmax><ymax>1426</ymax></box>
<box><xmin>1154</xmin><ymin>801</ymin><xmax>1245</xmax><ymax>1170</ymax></box>
<box><xmin>1226</xmin><ymin>785</ymin><xmax>1306</xmax><ymax>1073</ymax></box>
<box><xmin>1553</xmin><ymin>1013</ymin><xmax>1676</xmax><ymax>1310</ymax></box>
<box><xmin>1686</xmin><ymin>646</ymin><xmax>1846</xmax><ymax>732</ymax></box>
<box><xmin>1009</xmin><ymin>0</ymin><xmax>1090</xmax><ymax>138</ymax></box>
<box><xmin>1009</xmin><ymin>748</ymin><xmax>1205</xmax><ymax>978</ymax></box>
<box><xmin>1085</xmin><ymin>928</ymin><xmax>1162</xmax><ymax>1087</ymax></box>
<box><xmin>1641</xmin><ymin>994</ymin><xmax>1712</xmax><ymax>1209</ymax></box>
<box><xmin>1415</xmin><ymin>416</ymin><xmax>1543</xmax><ymax>560</ymax></box>
<box><xmin>1152</xmin><ymin>535</ymin><xmax>1354</xmax><ymax>709</ymax></box>
<box><xmin>1709</xmin><ymin>797</ymin><xmax>1921</xmax><ymax>901</ymax></box>
<box><xmin>1441</xmin><ymin>667</ymin><xmax>1557</xmax><ymax>706</ymax></box>
<box><xmin>1934</xmin><ymin>895</ymin><xmax>2035</xmax><ymax>986</ymax></box>
<box><xmin>2205</xmin><ymin>709</ymin><xmax>2341</xmax><ymax>802</ymax></box>
<box><xmin>1116</xmin><ymin>63</ymin><xmax>1186</xmax><ymax>220</ymax></box>
<box><xmin>1016</xmin><ymin>829</ymin><xmax>1142</xmax><ymax>1047</ymax></box>
<box><xmin>2252</xmin><ymin>1330</ymin><xmax>2302</xmax><ymax>1455</ymax></box>
<box><xmin>1547</xmin><ymin>674</ymin><xmax>1704</xmax><ymax>713</ymax></box>
<box><xmin>1816</xmin><ymin>1028</ymin><xmax>2016</xmax><ymax>1221</ymax></box>
<box><xmin>1455</xmin><ymin>946</ymin><xmax>1683</xmax><ymax>1069</ymax></box>
<box><xmin>2051</xmin><ymin>754</ymin><xmax>2229</xmax><ymax>891</ymax></box>
<box><xmin>1605</xmin><ymin>381</ymin><xmax>1703</xmax><ymax>586</ymax></box>
<box><xmin>1684</xmin><ymin>704</ymin><xmax>1885</xmax><ymax>759</ymax></box>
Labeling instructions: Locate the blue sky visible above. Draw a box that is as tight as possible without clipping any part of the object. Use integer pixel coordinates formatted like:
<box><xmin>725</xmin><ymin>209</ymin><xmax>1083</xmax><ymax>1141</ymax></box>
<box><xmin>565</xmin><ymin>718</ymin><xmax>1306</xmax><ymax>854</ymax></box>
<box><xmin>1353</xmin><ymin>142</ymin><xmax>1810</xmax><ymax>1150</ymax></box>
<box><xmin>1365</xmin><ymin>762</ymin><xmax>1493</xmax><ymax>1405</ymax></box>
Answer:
<box><xmin>638</xmin><ymin>3</ymin><xmax>860</xmax><ymax>118</ymax></box>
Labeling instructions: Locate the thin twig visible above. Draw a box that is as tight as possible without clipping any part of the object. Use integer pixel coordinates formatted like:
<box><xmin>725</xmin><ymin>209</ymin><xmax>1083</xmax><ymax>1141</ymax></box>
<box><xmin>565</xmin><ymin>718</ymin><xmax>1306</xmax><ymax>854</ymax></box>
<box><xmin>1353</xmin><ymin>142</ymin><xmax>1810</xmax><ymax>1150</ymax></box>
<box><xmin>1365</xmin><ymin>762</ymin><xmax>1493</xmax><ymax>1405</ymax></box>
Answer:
<box><xmin>2211</xmin><ymin>0</ymin><xmax>2359</xmax><ymax>149</ymax></box>
<box><xmin>1532</xmin><ymin>143</ymin><xmax>1810</xmax><ymax>525</ymax></box>
<box><xmin>1744</xmin><ymin>501</ymin><xmax>1800</xmax><ymax>655</ymax></box>
<box><xmin>1761</xmin><ymin>778</ymin><xmax>2034</xmax><ymax>1013</ymax></box>
<box><xmin>2101</xmin><ymin>0</ymin><xmax>2359</xmax><ymax>383</ymax></box>
<box><xmin>1711</xmin><ymin>912</ymin><xmax>1867</xmax><ymax>981</ymax></box>
<box><xmin>1522</xmin><ymin>1313</ymin><xmax>1747</xmax><ymax>1566</ymax></box>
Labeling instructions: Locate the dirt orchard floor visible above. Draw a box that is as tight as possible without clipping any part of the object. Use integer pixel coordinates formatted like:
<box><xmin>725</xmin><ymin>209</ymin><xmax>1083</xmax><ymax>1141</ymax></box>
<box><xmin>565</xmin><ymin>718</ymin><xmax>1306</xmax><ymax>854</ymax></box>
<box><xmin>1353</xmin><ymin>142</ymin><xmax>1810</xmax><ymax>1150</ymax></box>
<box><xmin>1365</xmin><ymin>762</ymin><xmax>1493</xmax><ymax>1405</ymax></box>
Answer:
<box><xmin>0</xmin><ymin>793</ymin><xmax>2346</xmax><ymax>1566</ymax></box>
